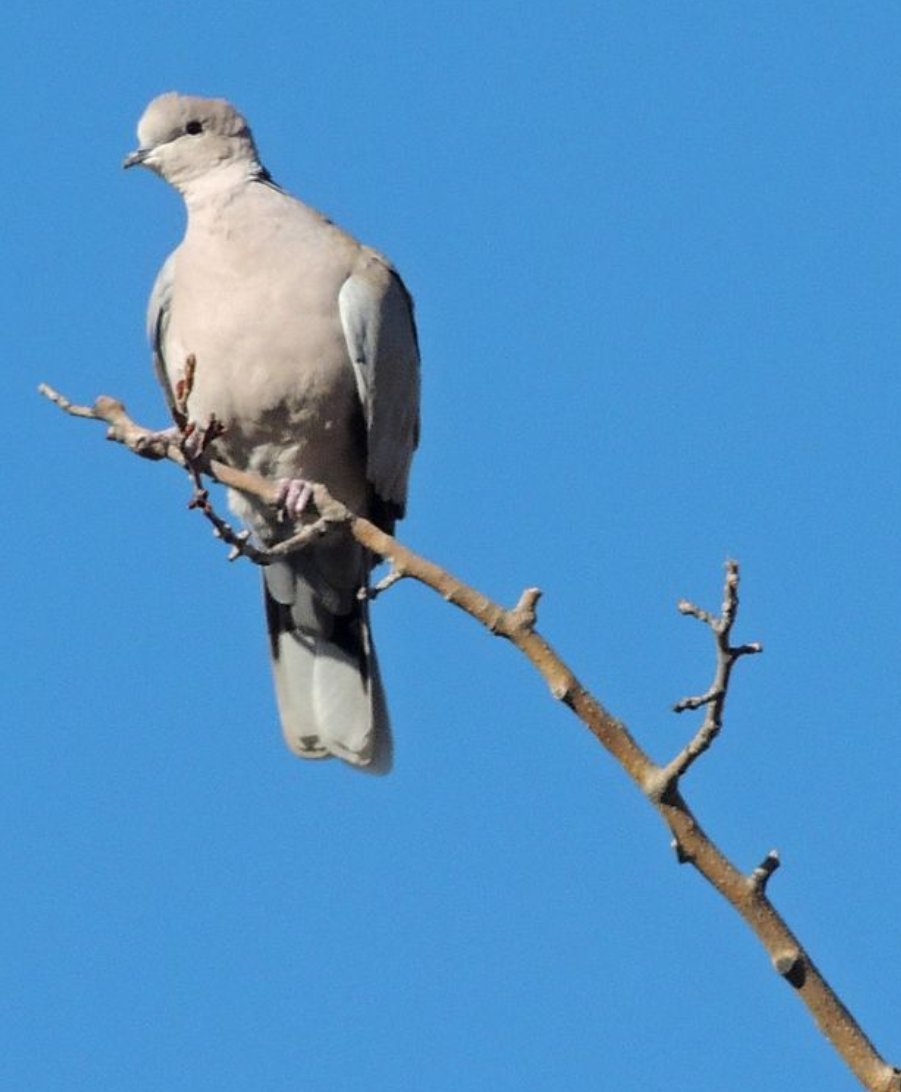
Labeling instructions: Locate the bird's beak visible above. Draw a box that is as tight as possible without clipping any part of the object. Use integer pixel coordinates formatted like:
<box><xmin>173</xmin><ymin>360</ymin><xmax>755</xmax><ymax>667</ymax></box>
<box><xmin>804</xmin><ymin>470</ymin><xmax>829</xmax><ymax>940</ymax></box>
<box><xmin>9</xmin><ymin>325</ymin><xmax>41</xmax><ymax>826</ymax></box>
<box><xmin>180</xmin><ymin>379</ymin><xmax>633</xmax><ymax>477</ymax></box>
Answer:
<box><xmin>123</xmin><ymin>147</ymin><xmax>151</xmax><ymax>169</ymax></box>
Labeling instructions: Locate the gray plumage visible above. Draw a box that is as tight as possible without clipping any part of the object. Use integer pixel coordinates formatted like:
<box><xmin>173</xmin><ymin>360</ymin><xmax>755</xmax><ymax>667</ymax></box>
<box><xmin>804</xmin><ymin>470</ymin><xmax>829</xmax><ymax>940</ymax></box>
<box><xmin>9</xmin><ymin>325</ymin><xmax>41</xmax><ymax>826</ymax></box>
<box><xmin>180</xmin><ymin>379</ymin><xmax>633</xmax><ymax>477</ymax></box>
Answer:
<box><xmin>128</xmin><ymin>92</ymin><xmax>420</xmax><ymax>772</ymax></box>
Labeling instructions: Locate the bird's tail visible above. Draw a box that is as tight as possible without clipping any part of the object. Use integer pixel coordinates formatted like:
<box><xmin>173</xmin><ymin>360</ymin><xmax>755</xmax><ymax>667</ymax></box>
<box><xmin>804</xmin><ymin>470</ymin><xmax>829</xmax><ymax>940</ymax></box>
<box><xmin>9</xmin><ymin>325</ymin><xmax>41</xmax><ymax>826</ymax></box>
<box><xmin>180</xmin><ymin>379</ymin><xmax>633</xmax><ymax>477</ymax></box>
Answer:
<box><xmin>262</xmin><ymin>545</ymin><xmax>392</xmax><ymax>774</ymax></box>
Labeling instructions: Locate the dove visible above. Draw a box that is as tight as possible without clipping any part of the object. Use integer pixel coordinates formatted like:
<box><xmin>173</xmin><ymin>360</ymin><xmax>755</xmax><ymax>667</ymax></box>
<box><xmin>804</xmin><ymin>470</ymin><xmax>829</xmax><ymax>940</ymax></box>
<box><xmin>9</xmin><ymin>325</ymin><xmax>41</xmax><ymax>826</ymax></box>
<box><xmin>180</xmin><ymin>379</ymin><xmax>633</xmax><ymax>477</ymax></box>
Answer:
<box><xmin>125</xmin><ymin>92</ymin><xmax>420</xmax><ymax>773</ymax></box>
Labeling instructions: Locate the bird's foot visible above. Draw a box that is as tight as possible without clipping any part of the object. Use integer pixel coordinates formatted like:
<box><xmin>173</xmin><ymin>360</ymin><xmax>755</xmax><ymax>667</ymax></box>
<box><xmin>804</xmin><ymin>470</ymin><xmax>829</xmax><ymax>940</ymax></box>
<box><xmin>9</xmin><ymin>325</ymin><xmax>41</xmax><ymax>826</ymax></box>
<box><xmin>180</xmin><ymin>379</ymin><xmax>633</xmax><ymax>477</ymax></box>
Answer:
<box><xmin>277</xmin><ymin>478</ymin><xmax>314</xmax><ymax>521</ymax></box>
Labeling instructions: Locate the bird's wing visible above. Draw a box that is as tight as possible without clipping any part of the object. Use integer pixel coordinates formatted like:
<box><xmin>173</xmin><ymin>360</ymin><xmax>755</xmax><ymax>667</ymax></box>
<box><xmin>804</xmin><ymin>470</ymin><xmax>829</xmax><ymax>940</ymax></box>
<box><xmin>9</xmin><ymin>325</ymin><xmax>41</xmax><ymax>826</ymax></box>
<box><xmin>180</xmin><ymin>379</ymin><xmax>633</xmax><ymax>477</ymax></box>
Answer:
<box><xmin>147</xmin><ymin>250</ymin><xmax>178</xmax><ymax>413</ymax></box>
<box><xmin>338</xmin><ymin>252</ymin><xmax>421</xmax><ymax>522</ymax></box>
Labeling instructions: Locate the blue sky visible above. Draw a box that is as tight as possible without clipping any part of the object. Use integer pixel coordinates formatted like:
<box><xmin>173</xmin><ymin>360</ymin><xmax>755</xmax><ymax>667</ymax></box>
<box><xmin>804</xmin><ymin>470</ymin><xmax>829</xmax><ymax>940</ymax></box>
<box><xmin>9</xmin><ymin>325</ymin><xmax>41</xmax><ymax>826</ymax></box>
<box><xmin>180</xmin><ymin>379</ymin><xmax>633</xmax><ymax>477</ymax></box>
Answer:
<box><xmin>4</xmin><ymin>2</ymin><xmax>900</xmax><ymax>1089</ymax></box>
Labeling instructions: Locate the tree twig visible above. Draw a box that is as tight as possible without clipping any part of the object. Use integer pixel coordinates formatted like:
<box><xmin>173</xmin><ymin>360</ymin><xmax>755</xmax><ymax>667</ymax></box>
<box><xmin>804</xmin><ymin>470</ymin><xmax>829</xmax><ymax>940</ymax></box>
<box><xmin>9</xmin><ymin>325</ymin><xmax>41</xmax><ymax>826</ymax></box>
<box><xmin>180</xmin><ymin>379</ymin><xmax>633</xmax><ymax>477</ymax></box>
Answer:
<box><xmin>652</xmin><ymin>560</ymin><xmax>764</xmax><ymax>795</ymax></box>
<box><xmin>39</xmin><ymin>381</ymin><xmax>901</xmax><ymax>1092</ymax></box>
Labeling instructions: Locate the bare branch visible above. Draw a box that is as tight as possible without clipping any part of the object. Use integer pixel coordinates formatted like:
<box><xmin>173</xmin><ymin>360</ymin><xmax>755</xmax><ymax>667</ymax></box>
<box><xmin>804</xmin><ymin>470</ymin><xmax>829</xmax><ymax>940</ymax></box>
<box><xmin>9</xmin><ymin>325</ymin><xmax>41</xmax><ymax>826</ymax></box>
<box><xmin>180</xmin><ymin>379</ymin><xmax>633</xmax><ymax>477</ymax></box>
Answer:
<box><xmin>38</xmin><ymin>382</ymin><xmax>288</xmax><ymax>562</ymax></box>
<box><xmin>40</xmin><ymin>382</ymin><xmax>901</xmax><ymax>1092</ymax></box>
<box><xmin>656</xmin><ymin>560</ymin><xmax>763</xmax><ymax>792</ymax></box>
<box><xmin>361</xmin><ymin>566</ymin><xmax>409</xmax><ymax>600</ymax></box>
<box><xmin>749</xmin><ymin>849</ymin><xmax>782</xmax><ymax>894</ymax></box>
<box><xmin>38</xmin><ymin>383</ymin><xmax>107</xmax><ymax>420</ymax></box>
<box><xmin>676</xmin><ymin>598</ymin><xmax>716</xmax><ymax>627</ymax></box>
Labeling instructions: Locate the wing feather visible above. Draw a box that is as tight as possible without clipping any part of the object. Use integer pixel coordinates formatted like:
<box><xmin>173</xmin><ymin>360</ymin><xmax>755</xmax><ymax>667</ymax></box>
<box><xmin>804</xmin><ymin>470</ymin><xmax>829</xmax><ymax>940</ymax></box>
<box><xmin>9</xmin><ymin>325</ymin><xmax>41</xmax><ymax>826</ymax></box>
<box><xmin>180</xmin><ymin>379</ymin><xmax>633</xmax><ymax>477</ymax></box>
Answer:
<box><xmin>147</xmin><ymin>251</ymin><xmax>178</xmax><ymax>412</ymax></box>
<box><xmin>338</xmin><ymin>254</ymin><xmax>421</xmax><ymax>520</ymax></box>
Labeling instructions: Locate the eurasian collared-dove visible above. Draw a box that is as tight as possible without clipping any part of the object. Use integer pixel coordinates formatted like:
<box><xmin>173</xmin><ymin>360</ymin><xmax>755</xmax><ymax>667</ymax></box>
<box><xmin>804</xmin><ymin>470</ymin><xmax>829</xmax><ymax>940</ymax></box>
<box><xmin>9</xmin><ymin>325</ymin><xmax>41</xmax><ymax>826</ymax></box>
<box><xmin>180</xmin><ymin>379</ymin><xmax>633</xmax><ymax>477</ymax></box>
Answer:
<box><xmin>125</xmin><ymin>92</ymin><xmax>420</xmax><ymax>773</ymax></box>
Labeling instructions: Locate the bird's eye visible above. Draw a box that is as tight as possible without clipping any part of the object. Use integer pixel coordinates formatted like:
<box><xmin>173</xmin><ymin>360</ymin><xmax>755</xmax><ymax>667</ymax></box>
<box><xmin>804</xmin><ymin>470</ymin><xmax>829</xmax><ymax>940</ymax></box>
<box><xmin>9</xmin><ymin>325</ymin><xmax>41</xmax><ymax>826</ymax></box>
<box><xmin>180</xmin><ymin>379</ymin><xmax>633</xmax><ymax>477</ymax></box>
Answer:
<box><xmin>185</xmin><ymin>120</ymin><xmax>203</xmax><ymax>135</ymax></box>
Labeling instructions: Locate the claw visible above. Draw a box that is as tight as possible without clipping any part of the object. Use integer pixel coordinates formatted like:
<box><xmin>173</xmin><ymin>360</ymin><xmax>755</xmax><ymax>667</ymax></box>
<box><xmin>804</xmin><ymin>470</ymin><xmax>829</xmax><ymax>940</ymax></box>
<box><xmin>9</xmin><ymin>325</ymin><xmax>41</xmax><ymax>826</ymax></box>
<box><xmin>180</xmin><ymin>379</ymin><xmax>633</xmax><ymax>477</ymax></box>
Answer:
<box><xmin>277</xmin><ymin>478</ymin><xmax>313</xmax><ymax>520</ymax></box>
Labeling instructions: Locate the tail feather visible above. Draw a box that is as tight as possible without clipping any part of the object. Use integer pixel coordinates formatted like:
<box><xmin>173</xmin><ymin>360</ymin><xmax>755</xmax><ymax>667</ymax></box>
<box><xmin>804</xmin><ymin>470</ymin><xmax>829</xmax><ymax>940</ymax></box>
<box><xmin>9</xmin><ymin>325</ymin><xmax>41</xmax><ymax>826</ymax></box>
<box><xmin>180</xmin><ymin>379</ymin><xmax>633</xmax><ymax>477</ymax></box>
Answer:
<box><xmin>263</xmin><ymin>549</ymin><xmax>392</xmax><ymax>773</ymax></box>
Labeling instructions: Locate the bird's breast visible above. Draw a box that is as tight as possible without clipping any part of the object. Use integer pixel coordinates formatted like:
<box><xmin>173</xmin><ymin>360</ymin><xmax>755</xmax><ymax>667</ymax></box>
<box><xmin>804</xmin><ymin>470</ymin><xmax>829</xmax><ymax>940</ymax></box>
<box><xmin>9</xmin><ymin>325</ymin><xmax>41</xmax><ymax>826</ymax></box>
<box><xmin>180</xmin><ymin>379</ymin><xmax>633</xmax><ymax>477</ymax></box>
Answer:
<box><xmin>162</xmin><ymin>233</ymin><xmax>366</xmax><ymax>509</ymax></box>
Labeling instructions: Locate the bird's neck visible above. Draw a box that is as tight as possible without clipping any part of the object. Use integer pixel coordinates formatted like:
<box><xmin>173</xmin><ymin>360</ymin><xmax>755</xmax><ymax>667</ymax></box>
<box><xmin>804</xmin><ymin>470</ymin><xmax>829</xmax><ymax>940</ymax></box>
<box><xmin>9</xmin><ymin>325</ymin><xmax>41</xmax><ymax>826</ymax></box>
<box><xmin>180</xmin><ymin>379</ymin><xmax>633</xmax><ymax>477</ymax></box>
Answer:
<box><xmin>180</xmin><ymin>159</ymin><xmax>264</xmax><ymax>209</ymax></box>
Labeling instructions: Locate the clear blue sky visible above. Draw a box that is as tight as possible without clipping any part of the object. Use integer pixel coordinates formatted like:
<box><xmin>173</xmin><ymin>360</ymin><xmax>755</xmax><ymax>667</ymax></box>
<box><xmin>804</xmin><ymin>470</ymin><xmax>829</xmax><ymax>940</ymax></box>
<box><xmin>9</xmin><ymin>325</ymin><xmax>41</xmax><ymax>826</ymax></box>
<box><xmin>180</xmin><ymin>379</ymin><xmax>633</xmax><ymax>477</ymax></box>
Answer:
<box><xmin>4</xmin><ymin>3</ymin><xmax>900</xmax><ymax>1089</ymax></box>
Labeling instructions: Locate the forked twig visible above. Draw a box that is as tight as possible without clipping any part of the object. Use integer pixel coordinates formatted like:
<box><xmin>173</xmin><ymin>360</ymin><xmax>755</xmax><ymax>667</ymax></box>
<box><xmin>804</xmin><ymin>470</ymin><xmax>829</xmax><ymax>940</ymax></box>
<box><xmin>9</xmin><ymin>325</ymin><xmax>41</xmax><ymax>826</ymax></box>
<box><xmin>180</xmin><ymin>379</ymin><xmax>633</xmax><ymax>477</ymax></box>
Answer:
<box><xmin>652</xmin><ymin>560</ymin><xmax>763</xmax><ymax>794</ymax></box>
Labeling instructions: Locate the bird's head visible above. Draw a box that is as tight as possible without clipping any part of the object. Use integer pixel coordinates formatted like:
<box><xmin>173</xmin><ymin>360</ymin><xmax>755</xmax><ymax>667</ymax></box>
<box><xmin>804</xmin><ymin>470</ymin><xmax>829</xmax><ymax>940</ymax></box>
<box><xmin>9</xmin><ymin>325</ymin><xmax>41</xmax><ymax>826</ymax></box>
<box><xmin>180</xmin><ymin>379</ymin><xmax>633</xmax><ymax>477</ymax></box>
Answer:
<box><xmin>124</xmin><ymin>92</ymin><xmax>261</xmax><ymax>191</ymax></box>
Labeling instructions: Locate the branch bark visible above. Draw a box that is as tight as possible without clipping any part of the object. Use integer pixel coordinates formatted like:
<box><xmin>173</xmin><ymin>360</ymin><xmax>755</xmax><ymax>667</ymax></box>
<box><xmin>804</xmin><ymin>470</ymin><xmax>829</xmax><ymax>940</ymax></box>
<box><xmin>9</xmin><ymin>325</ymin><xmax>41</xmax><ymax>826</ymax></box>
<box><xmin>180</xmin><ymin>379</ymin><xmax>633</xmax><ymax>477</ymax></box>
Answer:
<box><xmin>40</xmin><ymin>382</ymin><xmax>901</xmax><ymax>1092</ymax></box>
